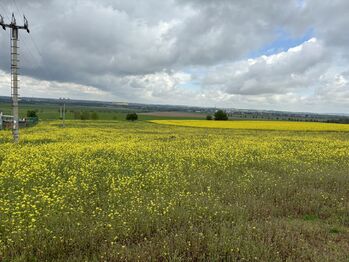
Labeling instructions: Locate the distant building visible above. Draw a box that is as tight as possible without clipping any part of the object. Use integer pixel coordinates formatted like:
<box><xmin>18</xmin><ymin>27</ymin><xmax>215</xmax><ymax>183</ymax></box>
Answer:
<box><xmin>0</xmin><ymin>112</ymin><xmax>14</xmax><ymax>130</ymax></box>
<box><xmin>0</xmin><ymin>112</ymin><xmax>29</xmax><ymax>130</ymax></box>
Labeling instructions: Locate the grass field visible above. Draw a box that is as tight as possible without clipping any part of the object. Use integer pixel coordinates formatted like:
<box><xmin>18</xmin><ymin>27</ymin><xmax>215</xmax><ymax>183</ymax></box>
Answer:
<box><xmin>0</xmin><ymin>120</ymin><xmax>349</xmax><ymax>261</ymax></box>
<box><xmin>0</xmin><ymin>102</ymin><xmax>205</xmax><ymax>121</ymax></box>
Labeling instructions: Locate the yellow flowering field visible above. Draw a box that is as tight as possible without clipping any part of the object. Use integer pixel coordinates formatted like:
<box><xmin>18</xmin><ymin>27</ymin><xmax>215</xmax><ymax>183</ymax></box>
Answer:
<box><xmin>0</xmin><ymin>120</ymin><xmax>348</xmax><ymax>261</ymax></box>
<box><xmin>151</xmin><ymin>119</ymin><xmax>349</xmax><ymax>131</ymax></box>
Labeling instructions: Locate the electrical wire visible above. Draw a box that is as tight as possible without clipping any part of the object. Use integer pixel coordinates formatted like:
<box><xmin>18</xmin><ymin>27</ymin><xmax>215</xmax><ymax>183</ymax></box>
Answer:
<box><xmin>0</xmin><ymin>1</ymin><xmax>37</xmax><ymax>69</ymax></box>
<box><xmin>12</xmin><ymin>0</ymin><xmax>21</xmax><ymax>17</ymax></box>
<box><xmin>11</xmin><ymin>0</ymin><xmax>41</xmax><ymax>63</ymax></box>
<box><xmin>9</xmin><ymin>0</ymin><xmax>53</xmax><ymax>78</ymax></box>
<box><xmin>0</xmin><ymin>2</ymin><xmax>10</xmax><ymax>20</ymax></box>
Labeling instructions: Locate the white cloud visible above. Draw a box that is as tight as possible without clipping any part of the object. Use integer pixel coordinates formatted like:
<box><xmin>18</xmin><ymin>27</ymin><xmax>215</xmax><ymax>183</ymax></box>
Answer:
<box><xmin>0</xmin><ymin>70</ymin><xmax>112</xmax><ymax>101</ymax></box>
<box><xmin>203</xmin><ymin>38</ymin><xmax>325</xmax><ymax>96</ymax></box>
<box><xmin>0</xmin><ymin>0</ymin><xmax>349</xmax><ymax>113</ymax></box>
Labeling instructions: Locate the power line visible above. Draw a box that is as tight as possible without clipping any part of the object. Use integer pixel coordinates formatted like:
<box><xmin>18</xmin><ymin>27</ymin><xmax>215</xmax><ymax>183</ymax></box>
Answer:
<box><xmin>0</xmin><ymin>4</ymin><xmax>9</xmax><ymax>20</ymax></box>
<box><xmin>12</xmin><ymin>0</ymin><xmax>21</xmax><ymax>16</ymax></box>
<box><xmin>6</xmin><ymin>0</ymin><xmax>50</xmax><ymax>74</ymax></box>
<box><xmin>1</xmin><ymin>2</ymin><xmax>53</xmax><ymax>83</ymax></box>
<box><xmin>10</xmin><ymin>0</ymin><xmax>32</xmax><ymax>54</ymax></box>
<box><xmin>28</xmin><ymin>33</ymin><xmax>44</xmax><ymax>60</ymax></box>
<box><xmin>8</xmin><ymin>0</ymin><xmax>41</xmax><ymax>66</ymax></box>
<box><xmin>12</xmin><ymin>0</ymin><xmax>49</xmax><ymax>66</ymax></box>
<box><xmin>0</xmin><ymin>1</ymin><xmax>38</xmax><ymax>68</ymax></box>
<box><xmin>0</xmin><ymin>11</ymin><xmax>40</xmax><ymax>74</ymax></box>
<box><xmin>4</xmin><ymin>0</ymin><xmax>58</xmax><ymax>90</ymax></box>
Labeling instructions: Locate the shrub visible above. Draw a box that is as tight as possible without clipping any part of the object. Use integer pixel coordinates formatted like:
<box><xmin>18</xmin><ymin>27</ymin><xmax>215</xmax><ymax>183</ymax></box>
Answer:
<box><xmin>206</xmin><ymin>115</ymin><xmax>213</xmax><ymax>120</ymax></box>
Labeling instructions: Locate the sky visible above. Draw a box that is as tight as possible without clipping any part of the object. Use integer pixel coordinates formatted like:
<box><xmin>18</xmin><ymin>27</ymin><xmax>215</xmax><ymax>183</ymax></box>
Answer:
<box><xmin>0</xmin><ymin>0</ymin><xmax>348</xmax><ymax>114</ymax></box>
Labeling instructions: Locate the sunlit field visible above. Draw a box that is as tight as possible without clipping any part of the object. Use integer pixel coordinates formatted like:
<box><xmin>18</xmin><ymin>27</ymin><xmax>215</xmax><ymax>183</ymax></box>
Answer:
<box><xmin>0</xmin><ymin>120</ymin><xmax>349</xmax><ymax>261</ymax></box>
<box><xmin>151</xmin><ymin>119</ymin><xmax>349</xmax><ymax>131</ymax></box>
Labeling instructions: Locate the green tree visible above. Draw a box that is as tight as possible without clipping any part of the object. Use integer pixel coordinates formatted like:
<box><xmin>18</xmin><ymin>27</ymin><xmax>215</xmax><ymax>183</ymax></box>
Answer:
<box><xmin>214</xmin><ymin>110</ymin><xmax>228</xmax><ymax>121</ymax></box>
<box><xmin>91</xmin><ymin>112</ymin><xmax>99</xmax><ymax>120</ymax></box>
<box><xmin>27</xmin><ymin>110</ymin><xmax>37</xmax><ymax>118</ymax></box>
<box><xmin>126</xmin><ymin>113</ymin><xmax>138</xmax><ymax>121</ymax></box>
<box><xmin>73</xmin><ymin>111</ymin><xmax>81</xmax><ymax>120</ymax></box>
<box><xmin>81</xmin><ymin>111</ymin><xmax>90</xmax><ymax>120</ymax></box>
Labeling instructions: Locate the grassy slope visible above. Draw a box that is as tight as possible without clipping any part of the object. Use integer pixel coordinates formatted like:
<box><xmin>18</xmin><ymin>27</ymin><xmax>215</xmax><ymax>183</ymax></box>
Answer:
<box><xmin>0</xmin><ymin>121</ymin><xmax>348</xmax><ymax>261</ymax></box>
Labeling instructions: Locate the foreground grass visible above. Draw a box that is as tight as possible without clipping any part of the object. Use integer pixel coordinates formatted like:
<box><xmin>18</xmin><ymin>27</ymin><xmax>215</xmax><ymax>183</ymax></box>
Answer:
<box><xmin>0</xmin><ymin>121</ymin><xmax>348</xmax><ymax>261</ymax></box>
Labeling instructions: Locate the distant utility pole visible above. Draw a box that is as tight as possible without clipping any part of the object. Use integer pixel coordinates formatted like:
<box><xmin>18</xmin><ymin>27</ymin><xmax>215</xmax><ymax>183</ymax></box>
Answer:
<box><xmin>60</xmin><ymin>98</ymin><xmax>66</xmax><ymax>128</ymax></box>
<box><xmin>0</xmin><ymin>13</ymin><xmax>30</xmax><ymax>143</ymax></box>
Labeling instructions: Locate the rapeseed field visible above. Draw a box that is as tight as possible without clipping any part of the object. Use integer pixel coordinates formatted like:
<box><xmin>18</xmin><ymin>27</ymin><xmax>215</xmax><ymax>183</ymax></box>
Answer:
<box><xmin>0</xmin><ymin>120</ymin><xmax>348</xmax><ymax>261</ymax></box>
<box><xmin>151</xmin><ymin>119</ymin><xmax>349</xmax><ymax>131</ymax></box>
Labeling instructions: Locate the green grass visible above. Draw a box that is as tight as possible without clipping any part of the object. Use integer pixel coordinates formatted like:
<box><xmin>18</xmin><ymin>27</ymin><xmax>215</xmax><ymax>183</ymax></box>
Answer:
<box><xmin>0</xmin><ymin>102</ymin><xmax>128</xmax><ymax>120</ymax></box>
<box><xmin>0</xmin><ymin>102</ymin><xmax>204</xmax><ymax>121</ymax></box>
<box><xmin>0</xmin><ymin>121</ymin><xmax>348</xmax><ymax>261</ymax></box>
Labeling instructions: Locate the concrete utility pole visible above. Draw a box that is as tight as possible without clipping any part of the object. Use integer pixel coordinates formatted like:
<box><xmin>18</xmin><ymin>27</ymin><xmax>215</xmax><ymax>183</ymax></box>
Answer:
<box><xmin>0</xmin><ymin>112</ymin><xmax>3</xmax><ymax>130</ymax></box>
<box><xmin>60</xmin><ymin>98</ymin><xmax>66</xmax><ymax>128</ymax></box>
<box><xmin>63</xmin><ymin>101</ymin><xmax>66</xmax><ymax>127</ymax></box>
<box><xmin>0</xmin><ymin>13</ymin><xmax>30</xmax><ymax>143</ymax></box>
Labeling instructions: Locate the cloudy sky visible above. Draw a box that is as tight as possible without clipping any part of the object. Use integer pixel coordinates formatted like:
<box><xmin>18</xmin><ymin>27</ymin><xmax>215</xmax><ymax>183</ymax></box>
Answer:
<box><xmin>0</xmin><ymin>0</ymin><xmax>348</xmax><ymax>113</ymax></box>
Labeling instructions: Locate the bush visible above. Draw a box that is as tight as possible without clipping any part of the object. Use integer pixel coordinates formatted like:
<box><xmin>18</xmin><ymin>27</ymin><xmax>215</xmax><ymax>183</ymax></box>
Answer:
<box><xmin>214</xmin><ymin>110</ymin><xmax>228</xmax><ymax>121</ymax></box>
<box><xmin>206</xmin><ymin>115</ymin><xmax>213</xmax><ymax>120</ymax></box>
<box><xmin>126</xmin><ymin>113</ymin><xmax>138</xmax><ymax>121</ymax></box>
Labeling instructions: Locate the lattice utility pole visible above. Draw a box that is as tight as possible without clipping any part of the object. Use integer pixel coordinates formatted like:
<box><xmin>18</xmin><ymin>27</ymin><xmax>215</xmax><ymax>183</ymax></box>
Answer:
<box><xmin>0</xmin><ymin>13</ymin><xmax>30</xmax><ymax>143</ymax></box>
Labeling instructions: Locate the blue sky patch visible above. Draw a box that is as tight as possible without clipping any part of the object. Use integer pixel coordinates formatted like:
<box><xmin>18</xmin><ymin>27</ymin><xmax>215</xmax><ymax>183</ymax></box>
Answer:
<box><xmin>248</xmin><ymin>28</ymin><xmax>315</xmax><ymax>58</ymax></box>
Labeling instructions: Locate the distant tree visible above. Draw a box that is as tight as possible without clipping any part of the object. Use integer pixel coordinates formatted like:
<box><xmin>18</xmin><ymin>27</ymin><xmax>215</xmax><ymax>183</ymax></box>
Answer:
<box><xmin>126</xmin><ymin>113</ymin><xmax>138</xmax><ymax>121</ymax></box>
<box><xmin>73</xmin><ymin>111</ymin><xmax>81</xmax><ymax>120</ymax></box>
<box><xmin>91</xmin><ymin>112</ymin><xmax>99</xmax><ymax>120</ymax></box>
<box><xmin>27</xmin><ymin>110</ymin><xmax>37</xmax><ymax>118</ymax></box>
<box><xmin>81</xmin><ymin>111</ymin><xmax>90</xmax><ymax>120</ymax></box>
<box><xmin>214</xmin><ymin>110</ymin><xmax>228</xmax><ymax>121</ymax></box>
<box><xmin>206</xmin><ymin>115</ymin><xmax>213</xmax><ymax>120</ymax></box>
